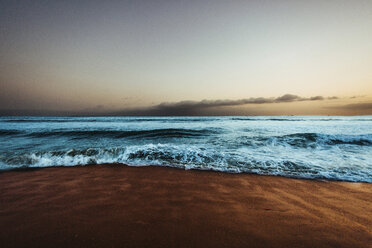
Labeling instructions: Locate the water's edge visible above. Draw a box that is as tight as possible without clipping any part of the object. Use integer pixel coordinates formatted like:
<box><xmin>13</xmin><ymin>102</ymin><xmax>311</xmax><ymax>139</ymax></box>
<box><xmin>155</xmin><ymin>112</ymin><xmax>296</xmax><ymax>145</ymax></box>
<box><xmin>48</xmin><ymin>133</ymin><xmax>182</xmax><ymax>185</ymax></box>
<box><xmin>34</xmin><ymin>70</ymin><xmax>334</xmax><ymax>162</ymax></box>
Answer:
<box><xmin>3</xmin><ymin>162</ymin><xmax>365</xmax><ymax>184</ymax></box>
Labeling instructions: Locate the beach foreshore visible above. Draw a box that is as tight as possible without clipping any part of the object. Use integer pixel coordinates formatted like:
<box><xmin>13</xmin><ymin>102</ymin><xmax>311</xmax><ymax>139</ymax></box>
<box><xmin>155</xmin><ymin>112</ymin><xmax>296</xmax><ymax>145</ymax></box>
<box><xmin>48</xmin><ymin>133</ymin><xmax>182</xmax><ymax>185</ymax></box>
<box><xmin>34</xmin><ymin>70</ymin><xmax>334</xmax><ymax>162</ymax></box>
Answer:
<box><xmin>0</xmin><ymin>164</ymin><xmax>371</xmax><ymax>248</ymax></box>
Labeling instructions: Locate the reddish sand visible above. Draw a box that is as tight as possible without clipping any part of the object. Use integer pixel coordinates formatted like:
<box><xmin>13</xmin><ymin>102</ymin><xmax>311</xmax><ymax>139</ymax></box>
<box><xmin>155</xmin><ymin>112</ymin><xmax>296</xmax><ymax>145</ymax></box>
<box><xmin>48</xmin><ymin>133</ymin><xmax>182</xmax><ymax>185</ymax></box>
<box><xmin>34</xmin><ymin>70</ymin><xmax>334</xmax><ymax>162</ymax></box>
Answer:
<box><xmin>0</xmin><ymin>164</ymin><xmax>371</xmax><ymax>248</ymax></box>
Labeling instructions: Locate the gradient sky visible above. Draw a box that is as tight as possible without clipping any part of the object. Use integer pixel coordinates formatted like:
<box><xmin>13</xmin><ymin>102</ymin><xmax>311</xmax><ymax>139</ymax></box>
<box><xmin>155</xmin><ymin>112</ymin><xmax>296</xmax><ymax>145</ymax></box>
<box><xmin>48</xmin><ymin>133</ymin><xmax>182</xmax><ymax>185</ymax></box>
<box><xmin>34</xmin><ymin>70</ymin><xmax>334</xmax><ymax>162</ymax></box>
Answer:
<box><xmin>1</xmin><ymin>0</ymin><xmax>372</xmax><ymax>115</ymax></box>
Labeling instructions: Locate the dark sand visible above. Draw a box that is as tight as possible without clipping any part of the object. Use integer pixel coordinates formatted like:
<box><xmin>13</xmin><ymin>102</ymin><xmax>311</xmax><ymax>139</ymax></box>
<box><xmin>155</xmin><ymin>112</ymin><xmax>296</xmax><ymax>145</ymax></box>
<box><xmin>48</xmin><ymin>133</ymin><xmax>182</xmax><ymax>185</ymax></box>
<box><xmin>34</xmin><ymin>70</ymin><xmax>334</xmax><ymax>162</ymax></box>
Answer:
<box><xmin>0</xmin><ymin>164</ymin><xmax>371</xmax><ymax>248</ymax></box>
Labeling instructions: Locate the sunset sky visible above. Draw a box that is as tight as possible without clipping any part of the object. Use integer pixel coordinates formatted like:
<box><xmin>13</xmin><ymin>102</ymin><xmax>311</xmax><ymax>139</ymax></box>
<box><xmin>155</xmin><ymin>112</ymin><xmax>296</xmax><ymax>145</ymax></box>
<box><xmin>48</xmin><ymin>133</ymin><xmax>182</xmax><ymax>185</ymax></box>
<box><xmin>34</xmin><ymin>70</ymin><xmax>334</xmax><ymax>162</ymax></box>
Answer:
<box><xmin>1</xmin><ymin>0</ymin><xmax>371</xmax><ymax>115</ymax></box>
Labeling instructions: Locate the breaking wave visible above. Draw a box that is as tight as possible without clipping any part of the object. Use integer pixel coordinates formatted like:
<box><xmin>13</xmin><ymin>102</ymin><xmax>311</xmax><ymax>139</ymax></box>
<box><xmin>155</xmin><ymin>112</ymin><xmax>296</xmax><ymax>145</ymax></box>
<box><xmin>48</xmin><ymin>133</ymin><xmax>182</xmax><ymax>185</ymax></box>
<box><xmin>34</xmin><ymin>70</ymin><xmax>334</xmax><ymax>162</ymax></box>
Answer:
<box><xmin>1</xmin><ymin>144</ymin><xmax>371</xmax><ymax>182</ymax></box>
<box><xmin>0</xmin><ymin>116</ymin><xmax>371</xmax><ymax>182</ymax></box>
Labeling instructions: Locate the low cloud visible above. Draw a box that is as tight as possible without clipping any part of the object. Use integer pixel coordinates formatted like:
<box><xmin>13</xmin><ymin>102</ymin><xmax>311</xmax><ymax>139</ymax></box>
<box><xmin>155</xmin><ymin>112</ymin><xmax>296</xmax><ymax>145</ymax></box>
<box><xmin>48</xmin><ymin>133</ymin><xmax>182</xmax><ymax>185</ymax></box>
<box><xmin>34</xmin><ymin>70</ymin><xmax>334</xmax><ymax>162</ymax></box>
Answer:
<box><xmin>114</xmin><ymin>94</ymin><xmax>337</xmax><ymax>116</ymax></box>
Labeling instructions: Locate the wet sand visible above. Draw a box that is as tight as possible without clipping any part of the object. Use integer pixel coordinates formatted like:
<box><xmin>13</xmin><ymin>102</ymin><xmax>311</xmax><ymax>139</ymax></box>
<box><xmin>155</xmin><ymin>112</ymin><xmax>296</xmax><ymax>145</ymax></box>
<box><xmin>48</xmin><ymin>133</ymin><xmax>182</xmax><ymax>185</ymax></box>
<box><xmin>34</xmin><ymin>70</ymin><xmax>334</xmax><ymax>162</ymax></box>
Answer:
<box><xmin>0</xmin><ymin>164</ymin><xmax>371</xmax><ymax>248</ymax></box>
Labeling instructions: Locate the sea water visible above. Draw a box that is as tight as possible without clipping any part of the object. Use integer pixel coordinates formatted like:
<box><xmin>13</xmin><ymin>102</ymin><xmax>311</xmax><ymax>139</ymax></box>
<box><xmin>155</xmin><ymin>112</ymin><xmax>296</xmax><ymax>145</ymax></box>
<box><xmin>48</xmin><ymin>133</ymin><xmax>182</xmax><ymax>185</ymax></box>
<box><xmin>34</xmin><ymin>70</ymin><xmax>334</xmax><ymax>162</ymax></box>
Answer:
<box><xmin>0</xmin><ymin>116</ymin><xmax>371</xmax><ymax>182</ymax></box>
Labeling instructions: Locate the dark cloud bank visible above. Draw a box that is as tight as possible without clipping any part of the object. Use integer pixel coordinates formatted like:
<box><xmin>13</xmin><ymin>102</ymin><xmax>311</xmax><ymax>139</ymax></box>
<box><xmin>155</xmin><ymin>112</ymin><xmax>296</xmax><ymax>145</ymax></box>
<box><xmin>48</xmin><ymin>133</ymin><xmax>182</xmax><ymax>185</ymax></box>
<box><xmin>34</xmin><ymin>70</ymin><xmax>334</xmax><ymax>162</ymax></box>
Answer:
<box><xmin>0</xmin><ymin>94</ymin><xmax>341</xmax><ymax>116</ymax></box>
<box><xmin>113</xmin><ymin>94</ymin><xmax>338</xmax><ymax>116</ymax></box>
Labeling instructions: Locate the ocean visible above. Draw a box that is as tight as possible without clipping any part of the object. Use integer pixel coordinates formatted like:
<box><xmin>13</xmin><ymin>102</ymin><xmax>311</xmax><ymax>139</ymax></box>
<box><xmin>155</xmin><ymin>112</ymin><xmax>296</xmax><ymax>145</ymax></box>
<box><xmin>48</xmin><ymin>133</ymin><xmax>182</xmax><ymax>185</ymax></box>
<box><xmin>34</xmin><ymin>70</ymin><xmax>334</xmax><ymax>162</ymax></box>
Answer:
<box><xmin>0</xmin><ymin>116</ymin><xmax>371</xmax><ymax>182</ymax></box>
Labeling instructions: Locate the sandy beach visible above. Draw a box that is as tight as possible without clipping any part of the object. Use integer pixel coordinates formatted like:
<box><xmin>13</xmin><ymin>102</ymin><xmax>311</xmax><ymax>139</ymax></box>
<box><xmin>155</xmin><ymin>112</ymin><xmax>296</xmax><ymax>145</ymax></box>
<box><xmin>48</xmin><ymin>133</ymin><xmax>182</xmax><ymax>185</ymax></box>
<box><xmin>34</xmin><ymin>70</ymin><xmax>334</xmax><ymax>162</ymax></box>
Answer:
<box><xmin>0</xmin><ymin>164</ymin><xmax>371</xmax><ymax>248</ymax></box>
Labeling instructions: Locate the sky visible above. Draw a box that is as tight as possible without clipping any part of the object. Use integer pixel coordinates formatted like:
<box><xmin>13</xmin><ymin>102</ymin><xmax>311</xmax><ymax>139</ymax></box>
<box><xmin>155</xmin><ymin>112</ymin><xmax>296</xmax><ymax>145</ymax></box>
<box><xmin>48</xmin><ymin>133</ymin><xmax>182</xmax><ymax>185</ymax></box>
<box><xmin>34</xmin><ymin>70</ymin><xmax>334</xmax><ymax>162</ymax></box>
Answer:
<box><xmin>0</xmin><ymin>0</ymin><xmax>371</xmax><ymax>115</ymax></box>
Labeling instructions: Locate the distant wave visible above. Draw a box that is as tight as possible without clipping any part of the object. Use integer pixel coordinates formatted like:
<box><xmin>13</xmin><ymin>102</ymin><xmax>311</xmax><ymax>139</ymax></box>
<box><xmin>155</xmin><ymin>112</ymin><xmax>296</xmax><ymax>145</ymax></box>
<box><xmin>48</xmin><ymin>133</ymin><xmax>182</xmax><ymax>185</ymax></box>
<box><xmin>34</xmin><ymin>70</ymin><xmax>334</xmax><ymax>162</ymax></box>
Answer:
<box><xmin>25</xmin><ymin>128</ymin><xmax>217</xmax><ymax>139</ymax></box>
<box><xmin>236</xmin><ymin>133</ymin><xmax>372</xmax><ymax>147</ymax></box>
<box><xmin>231</xmin><ymin>118</ymin><xmax>303</xmax><ymax>121</ymax></box>
<box><xmin>0</xmin><ymin>128</ymin><xmax>217</xmax><ymax>139</ymax></box>
<box><xmin>266</xmin><ymin>133</ymin><xmax>372</xmax><ymax>146</ymax></box>
<box><xmin>0</xmin><ymin>130</ymin><xmax>22</xmax><ymax>136</ymax></box>
<box><xmin>7</xmin><ymin>128</ymin><xmax>371</xmax><ymax>146</ymax></box>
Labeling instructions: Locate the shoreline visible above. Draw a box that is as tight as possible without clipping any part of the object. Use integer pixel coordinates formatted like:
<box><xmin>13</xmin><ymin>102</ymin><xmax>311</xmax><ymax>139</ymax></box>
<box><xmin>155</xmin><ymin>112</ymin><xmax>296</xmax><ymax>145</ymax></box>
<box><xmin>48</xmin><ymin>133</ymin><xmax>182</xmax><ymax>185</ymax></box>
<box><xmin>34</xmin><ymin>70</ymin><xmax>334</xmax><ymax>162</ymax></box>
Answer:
<box><xmin>1</xmin><ymin>164</ymin><xmax>371</xmax><ymax>247</ymax></box>
<box><xmin>1</xmin><ymin>163</ymin><xmax>370</xmax><ymax>183</ymax></box>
